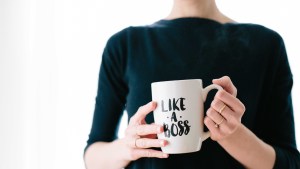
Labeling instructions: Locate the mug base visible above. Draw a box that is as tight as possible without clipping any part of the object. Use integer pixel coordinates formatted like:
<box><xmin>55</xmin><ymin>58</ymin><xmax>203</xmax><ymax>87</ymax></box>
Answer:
<box><xmin>162</xmin><ymin>149</ymin><xmax>200</xmax><ymax>154</ymax></box>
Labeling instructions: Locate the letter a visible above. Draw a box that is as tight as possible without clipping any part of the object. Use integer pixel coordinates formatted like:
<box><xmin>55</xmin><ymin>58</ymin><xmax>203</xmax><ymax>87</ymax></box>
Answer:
<box><xmin>170</xmin><ymin>112</ymin><xmax>178</xmax><ymax>122</ymax></box>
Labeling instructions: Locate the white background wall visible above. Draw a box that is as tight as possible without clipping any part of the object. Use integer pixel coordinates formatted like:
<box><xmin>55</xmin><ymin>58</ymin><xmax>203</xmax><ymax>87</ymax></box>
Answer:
<box><xmin>0</xmin><ymin>0</ymin><xmax>299</xmax><ymax>169</ymax></box>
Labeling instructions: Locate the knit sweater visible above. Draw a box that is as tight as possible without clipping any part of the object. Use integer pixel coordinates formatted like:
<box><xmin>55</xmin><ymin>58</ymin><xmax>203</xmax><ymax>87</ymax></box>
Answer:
<box><xmin>86</xmin><ymin>18</ymin><xmax>300</xmax><ymax>169</ymax></box>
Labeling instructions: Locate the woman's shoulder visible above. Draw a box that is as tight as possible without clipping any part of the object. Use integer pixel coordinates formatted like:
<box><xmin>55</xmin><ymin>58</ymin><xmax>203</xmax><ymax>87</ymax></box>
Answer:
<box><xmin>228</xmin><ymin>22</ymin><xmax>284</xmax><ymax>43</ymax></box>
<box><xmin>106</xmin><ymin>21</ymin><xmax>285</xmax><ymax>48</ymax></box>
<box><xmin>105</xmin><ymin>26</ymin><xmax>150</xmax><ymax>44</ymax></box>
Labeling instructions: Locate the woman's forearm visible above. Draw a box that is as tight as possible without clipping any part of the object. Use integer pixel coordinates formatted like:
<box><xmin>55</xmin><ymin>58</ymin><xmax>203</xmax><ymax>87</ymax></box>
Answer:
<box><xmin>218</xmin><ymin>124</ymin><xmax>276</xmax><ymax>169</ymax></box>
<box><xmin>84</xmin><ymin>139</ymin><xmax>129</xmax><ymax>169</ymax></box>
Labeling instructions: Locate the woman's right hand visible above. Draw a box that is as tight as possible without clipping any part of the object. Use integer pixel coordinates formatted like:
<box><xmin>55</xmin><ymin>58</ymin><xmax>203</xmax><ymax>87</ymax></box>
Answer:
<box><xmin>121</xmin><ymin>101</ymin><xmax>169</xmax><ymax>162</ymax></box>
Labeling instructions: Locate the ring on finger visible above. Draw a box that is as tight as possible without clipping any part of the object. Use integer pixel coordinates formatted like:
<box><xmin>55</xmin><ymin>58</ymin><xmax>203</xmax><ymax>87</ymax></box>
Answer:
<box><xmin>219</xmin><ymin>104</ymin><xmax>227</xmax><ymax>114</ymax></box>
<box><xmin>215</xmin><ymin>117</ymin><xmax>225</xmax><ymax>128</ymax></box>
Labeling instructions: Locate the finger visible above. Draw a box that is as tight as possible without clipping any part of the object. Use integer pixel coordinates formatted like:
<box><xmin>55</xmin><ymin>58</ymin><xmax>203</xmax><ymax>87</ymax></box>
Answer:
<box><xmin>145</xmin><ymin>123</ymin><xmax>160</xmax><ymax>138</ymax></box>
<box><xmin>205</xmin><ymin>116</ymin><xmax>236</xmax><ymax>140</ymax></box>
<box><xmin>210</xmin><ymin>99</ymin><xmax>236</xmax><ymax>121</ymax></box>
<box><xmin>126</xmin><ymin>124</ymin><xmax>163</xmax><ymax>136</ymax></box>
<box><xmin>204</xmin><ymin>116</ymin><xmax>221</xmax><ymax>140</ymax></box>
<box><xmin>135</xmin><ymin>138</ymin><xmax>168</xmax><ymax>148</ymax></box>
<box><xmin>136</xmin><ymin>124</ymin><xmax>164</xmax><ymax>136</ymax></box>
<box><xmin>130</xmin><ymin>101</ymin><xmax>157</xmax><ymax>124</ymax></box>
<box><xmin>129</xmin><ymin>149</ymin><xmax>169</xmax><ymax>160</ymax></box>
<box><xmin>212</xmin><ymin>76</ymin><xmax>237</xmax><ymax>97</ymax></box>
<box><xmin>215</xmin><ymin>90</ymin><xmax>245</xmax><ymax>114</ymax></box>
<box><xmin>206</xmin><ymin>107</ymin><xmax>226</xmax><ymax>124</ymax></box>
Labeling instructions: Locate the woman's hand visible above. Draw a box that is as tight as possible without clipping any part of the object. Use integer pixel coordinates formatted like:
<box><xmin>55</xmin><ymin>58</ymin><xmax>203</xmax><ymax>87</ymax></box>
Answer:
<box><xmin>204</xmin><ymin>76</ymin><xmax>246</xmax><ymax>141</ymax></box>
<box><xmin>121</xmin><ymin>101</ymin><xmax>169</xmax><ymax>162</ymax></box>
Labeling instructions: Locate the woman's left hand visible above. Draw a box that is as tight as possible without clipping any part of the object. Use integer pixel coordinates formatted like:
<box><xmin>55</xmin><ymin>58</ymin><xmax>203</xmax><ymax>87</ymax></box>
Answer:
<box><xmin>204</xmin><ymin>76</ymin><xmax>246</xmax><ymax>141</ymax></box>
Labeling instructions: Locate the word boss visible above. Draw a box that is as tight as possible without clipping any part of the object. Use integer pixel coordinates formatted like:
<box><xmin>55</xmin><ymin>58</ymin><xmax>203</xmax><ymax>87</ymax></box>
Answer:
<box><xmin>161</xmin><ymin>98</ymin><xmax>191</xmax><ymax>138</ymax></box>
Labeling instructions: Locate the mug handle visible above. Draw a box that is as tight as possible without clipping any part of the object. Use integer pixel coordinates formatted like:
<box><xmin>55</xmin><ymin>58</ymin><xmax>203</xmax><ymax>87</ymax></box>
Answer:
<box><xmin>201</xmin><ymin>84</ymin><xmax>223</xmax><ymax>141</ymax></box>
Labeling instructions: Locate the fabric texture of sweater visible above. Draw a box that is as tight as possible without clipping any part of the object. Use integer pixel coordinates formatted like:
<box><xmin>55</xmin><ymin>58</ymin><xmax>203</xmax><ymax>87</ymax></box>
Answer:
<box><xmin>85</xmin><ymin>18</ymin><xmax>300</xmax><ymax>169</ymax></box>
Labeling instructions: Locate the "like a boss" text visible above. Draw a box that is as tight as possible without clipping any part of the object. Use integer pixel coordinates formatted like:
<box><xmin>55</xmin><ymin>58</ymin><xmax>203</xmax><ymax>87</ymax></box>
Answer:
<box><xmin>161</xmin><ymin>98</ymin><xmax>191</xmax><ymax>138</ymax></box>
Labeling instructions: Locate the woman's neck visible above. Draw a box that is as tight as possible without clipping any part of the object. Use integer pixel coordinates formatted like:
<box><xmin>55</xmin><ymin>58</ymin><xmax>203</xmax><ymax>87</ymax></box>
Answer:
<box><xmin>165</xmin><ymin>0</ymin><xmax>234</xmax><ymax>24</ymax></box>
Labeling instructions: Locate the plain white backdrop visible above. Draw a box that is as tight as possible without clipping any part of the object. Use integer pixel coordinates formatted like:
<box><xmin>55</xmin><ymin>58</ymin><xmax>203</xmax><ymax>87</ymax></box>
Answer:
<box><xmin>0</xmin><ymin>0</ymin><xmax>299</xmax><ymax>169</ymax></box>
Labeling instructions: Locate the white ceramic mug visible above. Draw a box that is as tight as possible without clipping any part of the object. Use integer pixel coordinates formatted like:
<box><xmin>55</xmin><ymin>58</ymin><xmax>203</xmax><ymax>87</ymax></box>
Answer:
<box><xmin>151</xmin><ymin>79</ymin><xmax>222</xmax><ymax>154</ymax></box>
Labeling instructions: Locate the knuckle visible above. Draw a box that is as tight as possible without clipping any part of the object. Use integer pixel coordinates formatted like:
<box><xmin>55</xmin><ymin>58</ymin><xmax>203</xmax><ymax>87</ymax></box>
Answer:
<box><xmin>137</xmin><ymin>106</ymin><xmax>144</xmax><ymax>113</ymax></box>
<box><xmin>210</xmin><ymin>109</ymin><xmax>217</xmax><ymax>117</ymax></box>
<box><xmin>210</xmin><ymin>100</ymin><xmax>218</xmax><ymax>108</ymax></box>
<box><xmin>224</xmin><ymin>76</ymin><xmax>230</xmax><ymax>81</ymax></box>
<box><xmin>145</xmin><ymin>150</ymin><xmax>152</xmax><ymax>157</ymax></box>
<box><xmin>227</xmin><ymin>120</ymin><xmax>239</xmax><ymax>132</ymax></box>
<box><xmin>226</xmin><ymin>123</ymin><xmax>235</xmax><ymax>133</ymax></box>
<box><xmin>236</xmin><ymin>108</ymin><xmax>243</xmax><ymax>115</ymax></box>
<box><xmin>139</xmin><ymin>139</ymin><xmax>147</xmax><ymax>148</ymax></box>
<box><xmin>222</xmin><ymin>76</ymin><xmax>230</xmax><ymax>84</ymax></box>
<box><xmin>206</xmin><ymin>108</ymin><xmax>213</xmax><ymax>116</ymax></box>
<box><xmin>240</xmin><ymin>111</ymin><xmax>245</xmax><ymax>117</ymax></box>
<box><xmin>236</xmin><ymin>104</ymin><xmax>245</xmax><ymax>115</ymax></box>
<box><xmin>216</xmin><ymin>90</ymin><xmax>226</xmax><ymax>99</ymax></box>
<box><xmin>233</xmin><ymin>87</ymin><xmax>238</xmax><ymax>95</ymax></box>
<box><xmin>220</xmin><ymin>89</ymin><xmax>227</xmax><ymax>96</ymax></box>
<box><xmin>241</xmin><ymin>104</ymin><xmax>246</xmax><ymax>113</ymax></box>
<box><xmin>204</xmin><ymin>116</ymin><xmax>210</xmax><ymax>125</ymax></box>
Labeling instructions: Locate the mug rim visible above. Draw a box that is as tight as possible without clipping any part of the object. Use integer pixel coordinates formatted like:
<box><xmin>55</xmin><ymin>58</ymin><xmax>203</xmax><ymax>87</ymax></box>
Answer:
<box><xmin>151</xmin><ymin>79</ymin><xmax>202</xmax><ymax>85</ymax></box>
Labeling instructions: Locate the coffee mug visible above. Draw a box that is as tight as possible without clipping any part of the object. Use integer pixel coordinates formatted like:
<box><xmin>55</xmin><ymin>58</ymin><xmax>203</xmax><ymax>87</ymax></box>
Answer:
<box><xmin>151</xmin><ymin>79</ymin><xmax>222</xmax><ymax>154</ymax></box>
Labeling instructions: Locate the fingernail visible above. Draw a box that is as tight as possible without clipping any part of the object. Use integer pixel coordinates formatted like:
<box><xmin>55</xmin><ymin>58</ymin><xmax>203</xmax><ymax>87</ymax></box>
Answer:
<box><xmin>163</xmin><ymin>154</ymin><xmax>169</xmax><ymax>158</ymax></box>
<box><xmin>152</xmin><ymin>101</ymin><xmax>157</xmax><ymax>107</ymax></box>
<box><xmin>160</xmin><ymin>140</ymin><xmax>165</xmax><ymax>146</ymax></box>
<box><xmin>157</xmin><ymin>126</ymin><xmax>163</xmax><ymax>133</ymax></box>
<box><xmin>149</xmin><ymin>101</ymin><xmax>157</xmax><ymax>108</ymax></box>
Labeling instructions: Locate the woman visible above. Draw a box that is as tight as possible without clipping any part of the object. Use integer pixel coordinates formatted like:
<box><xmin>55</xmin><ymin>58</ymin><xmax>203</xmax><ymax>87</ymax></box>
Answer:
<box><xmin>84</xmin><ymin>0</ymin><xmax>300</xmax><ymax>168</ymax></box>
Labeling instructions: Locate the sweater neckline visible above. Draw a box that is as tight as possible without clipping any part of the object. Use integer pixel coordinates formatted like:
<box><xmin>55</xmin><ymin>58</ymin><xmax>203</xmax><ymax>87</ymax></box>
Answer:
<box><xmin>154</xmin><ymin>17</ymin><xmax>236</xmax><ymax>27</ymax></box>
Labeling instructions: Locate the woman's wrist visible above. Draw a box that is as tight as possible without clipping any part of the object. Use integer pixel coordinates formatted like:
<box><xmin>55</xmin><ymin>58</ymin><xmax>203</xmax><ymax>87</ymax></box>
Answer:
<box><xmin>216</xmin><ymin>124</ymin><xmax>275</xmax><ymax>169</ymax></box>
<box><xmin>84</xmin><ymin>139</ymin><xmax>131</xmax><ymax>169</ymax></box>
<box><xmin>110</xmin><ymin>139</ymin><xmax>132</xmax><ymax>167</ymax></box>
<box><xmin>217</xmin><ymin>122</ymin><xmax>244</xmax><ymax>144</ymax></box>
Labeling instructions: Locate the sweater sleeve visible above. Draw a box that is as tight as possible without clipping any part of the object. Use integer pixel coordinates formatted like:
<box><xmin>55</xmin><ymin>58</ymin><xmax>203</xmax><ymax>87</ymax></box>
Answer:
<box><xmin>84</xmin><ymin>32</ymin><xmax>128</xmax><ymax>153</ymax></box>
<box><xmin>258</xmin><ymin>35</ymin><xmax>300</xmax><ymax>168</ymax></box>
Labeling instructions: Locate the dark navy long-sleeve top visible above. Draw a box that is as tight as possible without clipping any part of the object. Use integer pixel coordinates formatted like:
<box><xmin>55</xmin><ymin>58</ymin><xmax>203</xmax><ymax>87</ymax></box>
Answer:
<box><xmin>85</xmin><ymin>18</ymin><xmax>300</xmax><ymax>168</ymax></box>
